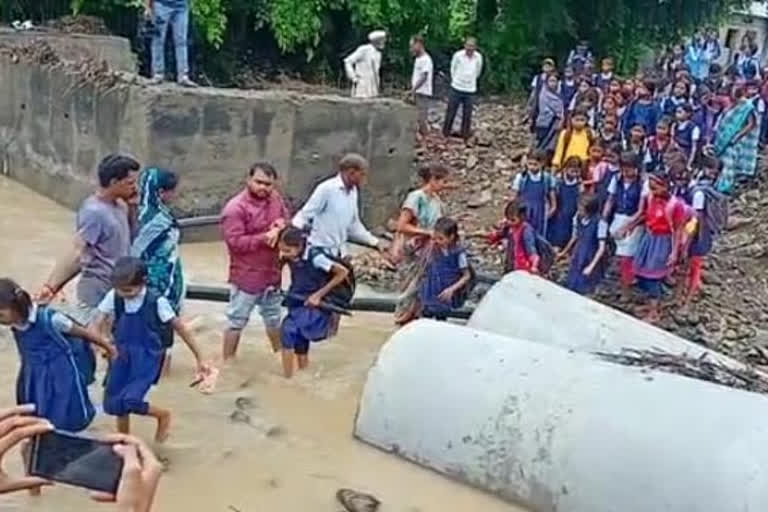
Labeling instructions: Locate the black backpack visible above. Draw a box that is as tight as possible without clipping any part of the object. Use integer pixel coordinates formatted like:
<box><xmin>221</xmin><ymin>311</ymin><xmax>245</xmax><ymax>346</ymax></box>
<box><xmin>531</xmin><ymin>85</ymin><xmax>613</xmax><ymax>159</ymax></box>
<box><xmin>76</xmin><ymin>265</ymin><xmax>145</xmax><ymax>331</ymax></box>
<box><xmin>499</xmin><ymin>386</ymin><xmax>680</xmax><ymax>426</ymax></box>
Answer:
<box><xmin>307</xmin><ymin>248</ymin><xmax>356</xmax><ymax>309</ymax></box>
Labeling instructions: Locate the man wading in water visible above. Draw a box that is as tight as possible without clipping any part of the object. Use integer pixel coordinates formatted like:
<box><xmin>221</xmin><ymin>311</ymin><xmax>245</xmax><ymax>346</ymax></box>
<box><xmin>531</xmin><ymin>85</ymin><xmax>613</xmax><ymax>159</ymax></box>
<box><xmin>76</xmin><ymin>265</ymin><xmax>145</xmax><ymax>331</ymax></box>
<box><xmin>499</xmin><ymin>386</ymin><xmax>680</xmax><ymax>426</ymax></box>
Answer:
<box><xmin>38</xmin><ymin>155</ymin><xmax>140</xmax><ymax>325</ymax></box>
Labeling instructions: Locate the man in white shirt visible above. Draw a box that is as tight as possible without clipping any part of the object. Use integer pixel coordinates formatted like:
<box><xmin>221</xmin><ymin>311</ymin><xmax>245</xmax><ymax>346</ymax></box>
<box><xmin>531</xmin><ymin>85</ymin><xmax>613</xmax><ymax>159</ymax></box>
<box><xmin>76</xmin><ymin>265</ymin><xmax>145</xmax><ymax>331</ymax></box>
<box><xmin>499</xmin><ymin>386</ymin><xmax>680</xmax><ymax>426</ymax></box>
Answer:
<box><xmin>292</xmin><ymin>153</ymin><xmax>385</xmax><ymax>257</ymax></box>
<box><xmin>443</xmin><ymin>37</ymin><xmax>483</xmax><ymax>141</ymax></box>
<box><xmin>343</xmin><ymin>30</ymin><xmax>387</xmax><ymax>99</ymax></box>
<box><xmin>410</xmin><ymin>35</ymin><xmax>434</xmax><ymax>137</ymax></box>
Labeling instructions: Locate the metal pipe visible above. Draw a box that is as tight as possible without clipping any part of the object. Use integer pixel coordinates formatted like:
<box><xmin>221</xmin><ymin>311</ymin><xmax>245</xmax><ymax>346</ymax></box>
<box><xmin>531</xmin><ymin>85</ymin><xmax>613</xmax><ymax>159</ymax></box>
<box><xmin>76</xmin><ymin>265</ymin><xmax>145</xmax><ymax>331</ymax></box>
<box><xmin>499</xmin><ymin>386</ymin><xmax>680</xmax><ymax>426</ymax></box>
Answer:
<box><xmin>185</xmin><ymin>284</ymin><xmax>473</xmax><ymax>320</ymax></box>
<box><xmin>355</xmin><ymin>320</ymin><xmax>768</xmax><ymax>511</ymax></box>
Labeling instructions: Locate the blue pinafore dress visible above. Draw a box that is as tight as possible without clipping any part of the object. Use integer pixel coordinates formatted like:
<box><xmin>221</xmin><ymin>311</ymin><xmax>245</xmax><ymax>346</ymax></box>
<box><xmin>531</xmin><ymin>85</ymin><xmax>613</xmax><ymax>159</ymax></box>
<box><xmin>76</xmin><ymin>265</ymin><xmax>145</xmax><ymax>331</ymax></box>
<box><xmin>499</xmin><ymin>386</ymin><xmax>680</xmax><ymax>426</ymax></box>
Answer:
<box><xmin>281</xmin><ymin>251</ymin><xmax>334</xmax><ymax>349</ymax></box>
<box><xmin>420</xmin><ymin>246</ymin><xmax>468</xmax><ymax>319</ymax></box>
<box><xmin>103</xmin><ymin>292</ymin><xmax>166</xmax><ymax>417</ymax></box>
<box><xmin>13</xmin><ymin>307</ymin><xmax>95</xmax><ymax>432</ymax></box>
<box><xmin>565</xmin><ymin>215</ymin><xmax>605</xmax><ymax>295</ymax></box>
<box><xmin>547</xmin><ymin>179</ymin><xmax>580</xmax><ymax>248</ymax></box>
<box><xmin>520</xmin><ymin>174</ymin><xmax>549</xmax><ymax>236</ymax></box>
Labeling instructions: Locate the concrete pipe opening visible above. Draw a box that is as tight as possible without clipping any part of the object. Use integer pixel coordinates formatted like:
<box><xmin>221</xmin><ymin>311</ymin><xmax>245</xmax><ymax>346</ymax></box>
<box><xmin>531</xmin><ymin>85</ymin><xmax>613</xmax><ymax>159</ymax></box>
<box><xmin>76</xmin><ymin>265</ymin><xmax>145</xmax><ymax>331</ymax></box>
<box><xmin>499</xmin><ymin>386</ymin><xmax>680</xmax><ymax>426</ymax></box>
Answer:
<box><xmin>355</xmin><ymin>320</ymin><xmax>768</xmax><ymax>512</ymax></box>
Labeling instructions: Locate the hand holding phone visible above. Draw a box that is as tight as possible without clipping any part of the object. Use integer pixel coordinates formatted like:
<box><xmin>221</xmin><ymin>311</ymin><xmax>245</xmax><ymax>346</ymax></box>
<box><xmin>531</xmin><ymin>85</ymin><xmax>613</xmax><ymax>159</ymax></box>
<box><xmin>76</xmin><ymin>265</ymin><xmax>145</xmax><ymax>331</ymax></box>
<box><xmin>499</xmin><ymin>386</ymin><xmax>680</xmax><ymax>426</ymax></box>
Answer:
<box><xmin>0</xmin><ymin>404</ymin><xmax>53</xmax><ymax>495</ymax></box>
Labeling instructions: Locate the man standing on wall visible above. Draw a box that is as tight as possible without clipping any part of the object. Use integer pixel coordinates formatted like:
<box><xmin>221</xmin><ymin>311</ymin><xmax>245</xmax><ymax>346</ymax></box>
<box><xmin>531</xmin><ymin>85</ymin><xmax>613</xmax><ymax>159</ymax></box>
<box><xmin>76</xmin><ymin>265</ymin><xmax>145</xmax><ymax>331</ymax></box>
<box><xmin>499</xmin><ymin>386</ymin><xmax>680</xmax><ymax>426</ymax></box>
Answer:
<box><xmin>410</xmin><ymin>35</ymin><xmax>435</xmax><ymax>138</ymax></box>
<box><xmin>344</xmin><ymin>31</ymin><xmax>387</xmax><ymax>99</ymax></box>
<box><xmin>38</xmin><ymin>154</ymin><xmax>140</xmax><ymax>325</ymax></box>
<box><xmin>443</xmin><ymin>37</ymin><xmax>484</xmax><ymax>141</ymax></box>
<box><xmin>145</xmin><ymin>0</ymin><xmax>197</xmax><ymax>87</ymax></box>
<box><xmin>292</xmin><ymin>153</ymin><xmax>385</xmax><ymax>257</ymax></box>
<box><xmin>220</xmin><ymin>163</ymin><xmax>289</xmax><ymax>360</ymax></box>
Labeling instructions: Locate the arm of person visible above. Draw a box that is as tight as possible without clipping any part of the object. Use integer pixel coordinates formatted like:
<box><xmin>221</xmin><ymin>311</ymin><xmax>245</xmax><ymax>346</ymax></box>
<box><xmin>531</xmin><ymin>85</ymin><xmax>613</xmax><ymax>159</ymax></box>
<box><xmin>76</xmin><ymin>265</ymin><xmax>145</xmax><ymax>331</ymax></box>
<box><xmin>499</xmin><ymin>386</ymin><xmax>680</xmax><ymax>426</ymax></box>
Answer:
<box><xmin>68</xmin><ymin>323</ymin><xmax>117</xmax><ymax>361</ymax></box>
<box><xmin>602</xmin><ymin>175</ymin><xmax>618</xmax><ymax>220</ymax></box>
<box><xmin>343</xmin><ymin>46</ymin><xmax>363</xmax><ymax>81</ymax></box>
<box><xmin>396</xmin><ymin>208</ymin><xmax>431</xmax><ymax>238</ymax></box>
<box><xmin>450</xmin><ymin>51</ymin><xmax>460</xmax><ymax>80</ymax></box>
<box><xmin>221</xmin><ymin>206</ymin><xmax>279</xmax><ymax>254</ymax></box>
<box><xmin>584</xmin><ymin>221</ymin><xmax>608</xmax><ymax>275</ymax></box>
<box><xmin>348</xmin><ymin>204</ymin><xmax>381</xmax><ymax>249</ymax></box>
<box><xmin>412</xmin><ymin>69</ymin><xmax>428</xmax><ymax>94</ymax></box>
<box><xmin>439</xmin><ymin>265</ymin><xmax>472</xmax><ymax>303</ymax></box>
<box><xmin>171</xmin><ymin>317</ymin><xmax>207</xmax><ymax>373</ymax></box>
<box><xmin>40</xmin><ymin>234</ymin><xmax>85</xmax><ymax>300</ymax></box>
<box><xmin>559</xmin><ymin>216</ymin><xmax>579</xmax><ymax>258</ymax></box>
<box><xmin>552</xmin><ymin>131</ymin><xmax>566</xmax><ymax>168</ymax></box>
<box><xmin>292</xmin><ymin>185</ymin><xmax>327</xmax><ymax>231</ymax></box>
<box><xmin>522</xmin><ymin>227</ymin><xmax>541</xmax><ymax>273</ymax></box>
<box><xmin>306</xmin><ymin>259</ymin><xmax>350</xmax><ymax>307</ymax></box>
<box><xmin>689</xmin><ymin>126</ymin><xmax>701</xmax><ymax>168</ymax></box>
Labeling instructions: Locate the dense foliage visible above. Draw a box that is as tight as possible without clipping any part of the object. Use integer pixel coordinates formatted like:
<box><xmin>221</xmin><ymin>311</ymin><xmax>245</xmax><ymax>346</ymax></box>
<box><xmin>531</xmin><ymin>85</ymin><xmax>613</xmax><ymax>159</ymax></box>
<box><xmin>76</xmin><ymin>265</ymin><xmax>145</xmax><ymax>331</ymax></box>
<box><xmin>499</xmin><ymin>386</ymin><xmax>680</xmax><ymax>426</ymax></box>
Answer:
<box><xmin>0</xmin><ymin>0</ymin><xmax>756</xmax><ymax>92</ymax></box>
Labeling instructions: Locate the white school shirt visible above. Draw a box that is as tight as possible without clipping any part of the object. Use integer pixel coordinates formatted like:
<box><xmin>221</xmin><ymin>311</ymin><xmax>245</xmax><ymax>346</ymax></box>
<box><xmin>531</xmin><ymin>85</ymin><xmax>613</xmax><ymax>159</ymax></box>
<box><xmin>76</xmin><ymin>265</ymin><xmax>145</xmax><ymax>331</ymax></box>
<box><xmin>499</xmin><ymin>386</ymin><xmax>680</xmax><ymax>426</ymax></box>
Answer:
<box><xmin>15</xmin><ymin>304</ymin><xmax>74</xmax><ymax>334</ymax></box>
<box><xmin>292</xmin><ymin>174</ymin><xmax>379</xmax><ymax>256</ymax></box>
<box><xmin>450</xmin><ymin>50</ymin><xmax>483</xmax><ymax>93</ymax></box>
<box><xmin>412</xmin><ymin>52</ymin><xmax>434</xmax><ymax>96</ymax></box>
<box><xmin>97</xmin><ymin>288</ymin><xmax>176</xmax><ymax>323</ymax></box>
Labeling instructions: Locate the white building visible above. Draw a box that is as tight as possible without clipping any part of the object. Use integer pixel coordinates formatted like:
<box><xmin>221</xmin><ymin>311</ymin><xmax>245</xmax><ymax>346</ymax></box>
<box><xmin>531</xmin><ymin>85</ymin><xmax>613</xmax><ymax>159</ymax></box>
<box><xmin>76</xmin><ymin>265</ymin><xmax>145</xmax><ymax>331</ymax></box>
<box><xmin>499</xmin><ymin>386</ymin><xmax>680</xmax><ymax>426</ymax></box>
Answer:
<box><xmin>719</xmin><ymin>1</ymin><xmax>768</xmax><ymax>64</ymax></box>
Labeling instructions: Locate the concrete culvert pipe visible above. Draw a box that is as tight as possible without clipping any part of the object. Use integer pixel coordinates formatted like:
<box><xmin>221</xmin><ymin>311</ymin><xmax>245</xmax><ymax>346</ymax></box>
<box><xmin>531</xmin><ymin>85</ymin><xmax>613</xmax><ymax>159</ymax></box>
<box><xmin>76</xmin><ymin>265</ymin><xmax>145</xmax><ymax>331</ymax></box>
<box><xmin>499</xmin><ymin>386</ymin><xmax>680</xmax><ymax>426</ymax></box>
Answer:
<box><xmin>467</xmin><ymin>271</ymin><xmax>748</xmax><ymax>370</ymax></box>
<box><xmin>355</xmin><ymin>320</ymin><xmax>768</xmax><ymax>512</ymax></box>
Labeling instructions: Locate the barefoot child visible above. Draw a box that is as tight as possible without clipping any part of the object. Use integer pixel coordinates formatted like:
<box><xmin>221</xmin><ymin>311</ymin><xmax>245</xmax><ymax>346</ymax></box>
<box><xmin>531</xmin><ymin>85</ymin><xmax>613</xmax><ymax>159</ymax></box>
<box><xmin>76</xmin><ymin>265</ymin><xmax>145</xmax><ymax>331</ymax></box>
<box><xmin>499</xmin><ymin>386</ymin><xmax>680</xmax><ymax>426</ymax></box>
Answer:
<box><xmin>278</xmin><ymin>227</ymin><xmax>351</xmax><ymax>378</ymax></box>
<box><xmin>547</xmin><ymin>156</ymin><xmax>583</xmax><ymax>249</ymax></box>
<box><xmin>605</xmin><ymin>153</ymin><xmax>644</xmax><ymax>295</ymax></box>
<box><xmin>419</xmin><ymin>217</ymin><xmax>473</xmax><ymax>321</ymax></box>
<box><xmin>560</xmin><ymin>194</ymin><xmax>609</xmax><ymax>295</ymax></box>
<box><xmin>0</xmin><ymin>279</ymin><xmax>114</xmax><ymax>432</ymax></box>
<box><xmin>510</xmin><ymin>149</ymin><xmax>557</xmax><ymax>236</ymax></box>
<box><xmin>95</xmin><ymin>257</ymin><xmax>208</xmax><ymax>442</ymax></box>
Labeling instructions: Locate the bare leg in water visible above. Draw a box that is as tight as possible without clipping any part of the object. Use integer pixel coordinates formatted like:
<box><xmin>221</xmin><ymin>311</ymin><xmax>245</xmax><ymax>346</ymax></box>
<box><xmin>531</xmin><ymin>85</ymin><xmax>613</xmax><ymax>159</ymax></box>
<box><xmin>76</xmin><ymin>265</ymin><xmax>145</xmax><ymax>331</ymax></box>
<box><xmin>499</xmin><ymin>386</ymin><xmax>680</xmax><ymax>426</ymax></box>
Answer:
<box><xmin>223</xmin><ymin>327</ymin><xmax>281</xmax><ymax>361</ymax></box>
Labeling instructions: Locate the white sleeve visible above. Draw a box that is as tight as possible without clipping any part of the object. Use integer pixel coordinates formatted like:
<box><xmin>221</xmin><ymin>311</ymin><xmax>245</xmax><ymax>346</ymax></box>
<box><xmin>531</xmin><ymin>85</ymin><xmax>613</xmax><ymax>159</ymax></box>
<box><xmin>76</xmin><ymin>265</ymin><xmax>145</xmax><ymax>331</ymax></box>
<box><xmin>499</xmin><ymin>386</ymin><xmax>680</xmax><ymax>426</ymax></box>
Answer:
<box><xmin>692</xmin><ymin>190</ymin><xmax>706</xmax><ymax>210</ymax></box>
<box><xmin>641</xmin><ymin>178</ymin><xmax>651</xmax><ymax>198</ymax></box>
<box><xmin>450</xmin><ymin>52</ymin><xmax>459</xmax><ymax>78</ymax></box>
<box><xmin>292</xmin><ymin>183</ymin><xmax>327</xmax><ymax>230</ymax></box>
<box><xmin>156</xmin><ymin>297</ymin><xmax>177</xmax><ymax>324</ymax></box>
<box><xmin>511</xmin><ymin>174</ymin><xmax>523</xmax><ymax>192</ymax></box>
<box><xmin>597</xmin><ymin>220</ymin><xmax>609</xmax><ymax>239</ymax></box>
<box><xmin>96</xmin><ymin>290</ymin><xmax>116</xmax><ymax>316</ymax></box>
<box><xmin>477</xmin><ymin>54</ymin><xmax>484</xmax><ymax>76</ymax></box>
<box><xmin>51</xmin><ymin>312</ymin><xmax>75</xmax><ymax>334</ymax></box>
<box><xmin>607</xmin><ymin>176</ymin><xmax>618</xmax><ymax>195</ymax></box>
<box><xmin>311</xmin><ymin>252</ymin><xmax>335</xmax><ymax>273</ymax></box>
<box><xmin>691</xmin><ymin>126</ymin><xmax>701</xmax><ymax>142</ymax></box>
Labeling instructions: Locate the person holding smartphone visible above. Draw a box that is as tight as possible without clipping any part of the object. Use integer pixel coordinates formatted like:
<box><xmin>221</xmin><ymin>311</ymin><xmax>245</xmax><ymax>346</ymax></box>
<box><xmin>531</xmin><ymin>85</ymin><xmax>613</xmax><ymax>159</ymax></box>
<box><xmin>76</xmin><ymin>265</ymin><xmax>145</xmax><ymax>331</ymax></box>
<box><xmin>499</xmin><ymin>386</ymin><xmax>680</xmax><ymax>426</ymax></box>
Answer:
<box><xmin>0</xmin><ymin>404</ymin><xmax>162</xmax><ymax>511</ymax></box>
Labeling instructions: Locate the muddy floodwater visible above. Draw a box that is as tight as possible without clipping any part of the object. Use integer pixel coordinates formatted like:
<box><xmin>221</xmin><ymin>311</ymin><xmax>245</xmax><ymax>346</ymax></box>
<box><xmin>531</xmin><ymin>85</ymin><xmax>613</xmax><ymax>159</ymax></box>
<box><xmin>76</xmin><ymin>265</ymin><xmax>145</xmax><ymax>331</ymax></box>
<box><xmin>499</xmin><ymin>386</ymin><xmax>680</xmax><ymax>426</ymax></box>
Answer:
<box><xmin>0</xmin><ymin>177</ymin><xmax>521</xmax><ymax>512</ymax></box>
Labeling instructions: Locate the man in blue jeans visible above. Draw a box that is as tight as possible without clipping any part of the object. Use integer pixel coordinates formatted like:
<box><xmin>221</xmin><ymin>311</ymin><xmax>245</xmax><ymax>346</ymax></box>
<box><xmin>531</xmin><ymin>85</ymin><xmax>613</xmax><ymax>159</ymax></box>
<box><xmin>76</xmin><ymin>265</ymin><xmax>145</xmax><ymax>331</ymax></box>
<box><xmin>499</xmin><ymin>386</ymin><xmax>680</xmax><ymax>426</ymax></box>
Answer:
<box><xmin>145</xmin><ymin>0</ymin><xmax>197</xmax><ymax>87</ymax></box>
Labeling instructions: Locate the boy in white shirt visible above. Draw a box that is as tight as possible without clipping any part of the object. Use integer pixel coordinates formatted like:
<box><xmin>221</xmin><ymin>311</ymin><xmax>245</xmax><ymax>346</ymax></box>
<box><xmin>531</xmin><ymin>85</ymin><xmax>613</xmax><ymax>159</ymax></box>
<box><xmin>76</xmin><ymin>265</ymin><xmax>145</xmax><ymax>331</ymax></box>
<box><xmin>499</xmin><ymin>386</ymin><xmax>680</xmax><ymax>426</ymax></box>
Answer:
<box><xmin>443</xmin><ymin>37</ymin><xmax>483</xmax><ymax>141</ymax></box>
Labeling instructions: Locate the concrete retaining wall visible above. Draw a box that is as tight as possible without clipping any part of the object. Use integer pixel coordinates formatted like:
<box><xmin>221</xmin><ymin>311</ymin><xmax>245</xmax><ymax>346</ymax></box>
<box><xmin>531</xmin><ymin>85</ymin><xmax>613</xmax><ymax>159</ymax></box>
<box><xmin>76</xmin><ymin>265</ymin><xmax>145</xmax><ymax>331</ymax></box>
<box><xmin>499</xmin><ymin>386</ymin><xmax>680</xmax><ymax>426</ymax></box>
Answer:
<box><xmin>0</xmin><ymin>39</ymin><xmax>416</xmax><ymax>225</ymax></box>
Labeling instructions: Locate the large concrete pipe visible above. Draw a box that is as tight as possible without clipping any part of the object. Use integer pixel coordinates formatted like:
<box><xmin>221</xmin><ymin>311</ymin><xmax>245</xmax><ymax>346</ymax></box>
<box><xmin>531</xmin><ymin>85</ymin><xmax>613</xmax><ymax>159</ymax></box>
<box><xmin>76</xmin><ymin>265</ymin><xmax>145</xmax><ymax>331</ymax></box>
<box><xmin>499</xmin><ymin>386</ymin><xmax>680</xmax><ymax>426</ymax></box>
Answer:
<box><xmin>355</xmin><ymin>320</ymin><xmax>768</xmax><ymax>512</ymax></box>
<box><xmin>467</xmin><ymin>271</ymin><xmax>745</xmax><ymax>368</ymax></box>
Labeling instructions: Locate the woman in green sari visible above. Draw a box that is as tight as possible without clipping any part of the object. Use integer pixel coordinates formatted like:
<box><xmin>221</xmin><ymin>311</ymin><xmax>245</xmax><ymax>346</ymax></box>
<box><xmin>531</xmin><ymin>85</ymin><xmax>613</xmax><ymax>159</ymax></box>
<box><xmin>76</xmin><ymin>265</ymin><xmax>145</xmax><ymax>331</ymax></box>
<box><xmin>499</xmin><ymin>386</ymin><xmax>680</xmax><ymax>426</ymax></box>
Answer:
<box><xmin>714</xmin><ymin>87</ymin><xmax>759</xmax><ymax>194</ymax></box>
<box><xmin>393</xmin><ymin>163</ymin><xmax>450</xmax><ymax>325</ymax></box>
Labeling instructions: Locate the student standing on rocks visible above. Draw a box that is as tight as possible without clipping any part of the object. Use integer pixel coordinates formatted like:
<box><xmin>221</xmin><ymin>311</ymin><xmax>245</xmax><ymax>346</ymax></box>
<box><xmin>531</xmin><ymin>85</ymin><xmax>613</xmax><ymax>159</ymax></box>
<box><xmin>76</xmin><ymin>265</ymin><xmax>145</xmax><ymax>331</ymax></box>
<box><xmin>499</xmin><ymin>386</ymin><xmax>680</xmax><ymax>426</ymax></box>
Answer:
<box><xmin>410</xmin><ymin>35</ymin><xmax>435</xmax><ymax>137</ymax></box>
<box><xmin>344</xmin><ymin>30</ymin><xmax>387</xmax><ymax>99</ymax></box>
<box><xmin>220</xmin><ymin>163</ymin><xmax>289</xmax><ymax>360</ymax></box>
<box><xmin>38</xmin><ymin>154</ymin><xmax>140</xmax><ymax>326</ymax></box>
<box><xmin>145</xmin><ymin>0</ymin><xmax>197</xmax><ymax>87</ymax></box>
<box><xmin>443</xmin><ymin>37</ymin><xmax>484</xmax><ymax>141</ymax></box>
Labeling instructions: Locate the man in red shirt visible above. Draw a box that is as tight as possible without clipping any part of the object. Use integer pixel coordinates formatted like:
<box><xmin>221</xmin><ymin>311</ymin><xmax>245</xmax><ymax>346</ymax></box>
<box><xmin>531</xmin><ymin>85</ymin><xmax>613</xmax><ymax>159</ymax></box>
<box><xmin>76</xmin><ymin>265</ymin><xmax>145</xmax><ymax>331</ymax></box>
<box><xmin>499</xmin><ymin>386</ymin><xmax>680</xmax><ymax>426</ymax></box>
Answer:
<box><xmin>220</xmin><ymin>162</ymin><xmax>289</xmax><ymax>360</ymax></box>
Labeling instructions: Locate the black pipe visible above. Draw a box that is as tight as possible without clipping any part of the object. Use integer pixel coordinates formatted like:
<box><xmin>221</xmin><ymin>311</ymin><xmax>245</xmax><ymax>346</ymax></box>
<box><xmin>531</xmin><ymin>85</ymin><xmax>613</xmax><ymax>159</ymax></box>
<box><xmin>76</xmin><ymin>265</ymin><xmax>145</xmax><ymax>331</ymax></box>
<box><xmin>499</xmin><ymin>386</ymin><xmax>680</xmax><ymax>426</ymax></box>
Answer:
<box><xmin>185</xmin><ymin>284</ymin><xmax>474</xmax><ymax>320</ymax></box>
<box><xmin>177</xmin><ymin>214</ymin><xmax>502</xmax><ymax>286</ymax></box>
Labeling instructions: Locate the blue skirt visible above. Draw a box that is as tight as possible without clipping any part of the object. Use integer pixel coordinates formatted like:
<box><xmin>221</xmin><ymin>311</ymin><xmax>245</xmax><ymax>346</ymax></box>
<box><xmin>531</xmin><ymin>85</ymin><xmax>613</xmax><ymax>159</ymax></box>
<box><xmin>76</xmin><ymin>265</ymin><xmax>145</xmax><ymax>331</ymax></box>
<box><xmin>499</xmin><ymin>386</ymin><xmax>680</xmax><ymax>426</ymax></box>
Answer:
<box><xmin>547</xmin><ymin>214</ymin><xmax>574</xmax><ymax>248</ymax></box>
<box><xmin>103</xmin><ymin>345</ymin><xmax>164</xmax><ymax>417</ymax></box>
<box><xmin>689</xmin><ymin>225</ymin><xmax>713</xmax><ymax>257</ymax></box>
<box><xmin>634</xmin><ymin>231</ymin><xmax>674</xmax><ymax>279</ymax></box>
<box><xmin>17</xmin><ymin>354</ymin><xmax>95</xmax><ymax>432</ymax></box>
<box><xmin>281</xmin><ymin>307</ymin><xmax>332</xmax><ymax>350</ymax></box>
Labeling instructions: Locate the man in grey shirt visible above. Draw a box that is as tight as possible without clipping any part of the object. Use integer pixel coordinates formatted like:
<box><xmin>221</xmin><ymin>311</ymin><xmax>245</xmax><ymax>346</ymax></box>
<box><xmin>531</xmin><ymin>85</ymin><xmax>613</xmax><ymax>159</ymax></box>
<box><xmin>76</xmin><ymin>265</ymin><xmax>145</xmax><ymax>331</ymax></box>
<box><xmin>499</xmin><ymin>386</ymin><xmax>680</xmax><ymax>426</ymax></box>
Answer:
<box><xmin>39</xmin><ymin>154</ymin><xmax>140</xmax><ymax>324</ymax></box>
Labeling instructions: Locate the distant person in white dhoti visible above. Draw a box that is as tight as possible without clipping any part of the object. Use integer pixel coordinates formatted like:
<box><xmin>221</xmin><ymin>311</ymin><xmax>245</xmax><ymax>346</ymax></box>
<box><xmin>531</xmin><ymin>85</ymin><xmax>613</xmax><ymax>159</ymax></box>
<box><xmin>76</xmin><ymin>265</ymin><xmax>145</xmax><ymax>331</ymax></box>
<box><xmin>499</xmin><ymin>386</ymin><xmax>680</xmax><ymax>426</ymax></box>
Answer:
<box><xmin>344</xmin><ymin>30</ymin><xmax>387</xmax><ymax>99</ymax></box>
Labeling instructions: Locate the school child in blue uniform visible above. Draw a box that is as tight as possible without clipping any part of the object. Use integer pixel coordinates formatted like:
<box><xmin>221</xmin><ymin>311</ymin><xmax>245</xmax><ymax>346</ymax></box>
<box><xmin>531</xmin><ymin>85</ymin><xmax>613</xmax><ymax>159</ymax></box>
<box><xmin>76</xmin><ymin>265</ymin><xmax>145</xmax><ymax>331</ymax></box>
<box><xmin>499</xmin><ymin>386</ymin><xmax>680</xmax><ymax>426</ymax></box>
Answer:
<box><xmin>559</xmin><ymin>65</ymin><xmax>578</xmax><ymax>107</ymax></box>
<box><xmin>672</xmin><ymin>104</ymin><xmax>701</xmax><ymax>168</ymax></box>
<box><xmin>510</xmin><ymin>149</ymin><xmax>557</xmax><ymax>236</ymax></box>
<box><xmin>278</xmin><ymin>227</ymin><xmax>352</xmax><ymax>378</ymax></box>
<box><xmin>547</xmin><ymin>157</ymin><xmax>582</xmax><ymax>248</ymax></box>
<box><xmin>0</xmin><ymin>279</ymin><xmax>114</xmax><ymax>433</ymax></box>
<box><xmin>559</xmin><ymin>194</ymin><xmax>609</xmax><ymax>295</ymax></box>
<box><xmin>623</xmin><ymin>123</ymin><xmax>648</xmax><ymax>160</ymax></box>
<box><xmin>661</xmin><ymin>80</ymin><xmax>690</xmax><ymax>117</ymax></box>
<box><xmin>644</xmin><ymin>119</ymin><xmax>673</xmax><ymax>175</ymax></box>
<box><xmin>622</xmin><ymin>80</ymin><xmax>661</xmax><ymax>138</ymax></box>
<box><xmin>94</xmin><ymin>257</ymin><xmax>208</xmax><ymax>442</ymax></box>
<box><xmin>488</xmin><ymin>201</ymin><xmax>541</xmax><ymax>275</ymax></box>
<box><xmin>593</xmin><ymin>57</ymin><xmax>615</xmax><ymax>92</ymax></box>
<box><xmin>682</xmin><ymin>156</ymin><xmax>724</xmax><ymax>306</ymax></box>
<box><xmin>604</xmin><ymin>153</ymin><xmax>644</xmax><ymax>295</ymax></box>
<box><xmin>419</xmin><ymin>217</ymin><xmax>472</xmax><ymax>321</ymax></box>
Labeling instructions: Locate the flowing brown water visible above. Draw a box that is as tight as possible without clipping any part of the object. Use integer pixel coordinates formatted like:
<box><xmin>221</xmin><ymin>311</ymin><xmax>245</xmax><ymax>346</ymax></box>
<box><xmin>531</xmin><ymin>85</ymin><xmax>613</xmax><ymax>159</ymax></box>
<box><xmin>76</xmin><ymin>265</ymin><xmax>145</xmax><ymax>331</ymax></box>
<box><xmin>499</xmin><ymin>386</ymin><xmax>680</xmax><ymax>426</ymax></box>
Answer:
<box><xmin>0</xmin><ymin>177</ymin><xmax>521</xmax><ymax>511</ymax></box>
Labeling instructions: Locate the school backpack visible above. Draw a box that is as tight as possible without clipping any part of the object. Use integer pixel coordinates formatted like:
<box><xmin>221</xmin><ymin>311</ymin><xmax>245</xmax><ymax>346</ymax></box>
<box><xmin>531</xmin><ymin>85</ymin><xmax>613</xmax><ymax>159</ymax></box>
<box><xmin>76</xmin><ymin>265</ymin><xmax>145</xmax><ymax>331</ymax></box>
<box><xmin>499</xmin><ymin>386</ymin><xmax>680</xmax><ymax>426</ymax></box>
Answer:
<box><xmin>114</xmin><ymin>290</ymin><xmax>174</xmax><ymax>349</ymax></box>
<box><xmin>694</xmin><ymin>184</ymin><xmax>729</xmax><ymax>235</ymax></box>
<box><xmin>503</xmin><ymin>224</ymin><xmax>555</xmax><ymax>275</ymax></box>
<box><xmin>518</xmin><ymin>171</ymin><xmax>554</xmax><ymax>197</ymax></box>
<box><xmin>307</xmin><ymin>247</ymin><xmax>356</xmax><ymax>309</ymax></box>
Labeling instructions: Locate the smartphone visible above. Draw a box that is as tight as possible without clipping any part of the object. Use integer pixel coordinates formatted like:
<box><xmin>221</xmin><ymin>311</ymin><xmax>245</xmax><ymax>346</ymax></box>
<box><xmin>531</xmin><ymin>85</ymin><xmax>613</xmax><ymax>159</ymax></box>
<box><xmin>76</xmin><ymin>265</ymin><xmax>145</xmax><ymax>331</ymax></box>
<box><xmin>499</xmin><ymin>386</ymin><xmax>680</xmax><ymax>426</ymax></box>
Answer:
<box><xmin>27</xmin><ymin>430</ymin><xmax>124</xmax><ymax>494</ymax></box>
